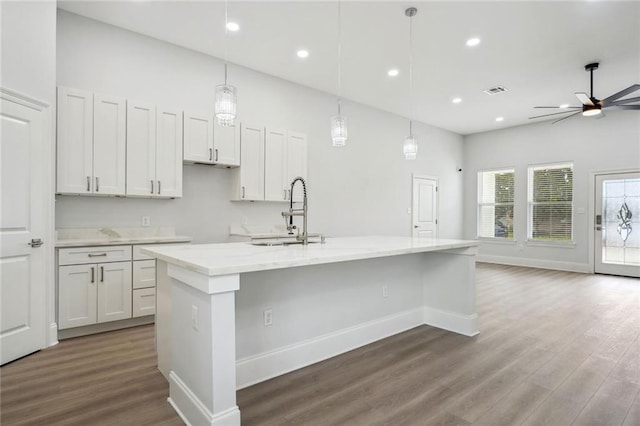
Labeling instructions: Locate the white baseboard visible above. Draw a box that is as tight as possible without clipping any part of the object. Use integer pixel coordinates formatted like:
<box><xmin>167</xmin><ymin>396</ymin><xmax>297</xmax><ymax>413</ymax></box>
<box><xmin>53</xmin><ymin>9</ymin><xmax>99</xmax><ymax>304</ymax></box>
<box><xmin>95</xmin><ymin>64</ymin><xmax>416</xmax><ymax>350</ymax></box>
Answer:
<box><xmin>477</xmin><ymin>254</ymin><xmax>590</xmax><ymax>273</ymax></box>
<box><xmin>236</xmin><ymin>308</ymin><xmax>424</xmax><ymax>389</ymax></box>
<box><xmin>169</xmin><ymin>371</ymin><xmax>241</xmax><ymax>426</ymax></box>
<box><xmin>423</xmin><ymin>307</ymin><xmax>478</xmax><ymax>337</ymax></box>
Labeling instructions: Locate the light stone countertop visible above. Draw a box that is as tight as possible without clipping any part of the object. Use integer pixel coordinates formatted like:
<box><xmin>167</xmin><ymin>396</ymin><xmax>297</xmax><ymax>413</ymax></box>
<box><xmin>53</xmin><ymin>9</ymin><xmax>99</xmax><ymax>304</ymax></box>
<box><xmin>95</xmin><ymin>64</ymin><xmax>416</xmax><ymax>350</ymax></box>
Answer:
<box><xmin>55</xmin><ymin>227</ymin><xmax>192</xmax><ymax>248</ymax></box>
<box><xmin>141</xmin><ymin>235</ymin><xmax>478</xmax><ymax>277</ymax></box>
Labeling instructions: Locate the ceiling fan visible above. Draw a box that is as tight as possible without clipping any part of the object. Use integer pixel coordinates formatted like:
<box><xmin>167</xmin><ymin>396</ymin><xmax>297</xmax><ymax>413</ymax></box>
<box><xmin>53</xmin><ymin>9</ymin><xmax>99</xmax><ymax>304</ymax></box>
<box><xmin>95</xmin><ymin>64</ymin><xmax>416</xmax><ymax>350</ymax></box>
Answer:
<box><xmin>530</xmin><ymin>63</ymin><xmax>640</xmax><ymax>124</ymax></box>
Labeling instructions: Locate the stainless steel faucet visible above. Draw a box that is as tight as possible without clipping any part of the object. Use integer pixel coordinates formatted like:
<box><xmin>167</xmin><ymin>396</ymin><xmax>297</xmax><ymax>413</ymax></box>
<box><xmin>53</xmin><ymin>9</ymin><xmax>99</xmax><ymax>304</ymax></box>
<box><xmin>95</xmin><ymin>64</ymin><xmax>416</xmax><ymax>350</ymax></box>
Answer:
<box><xmin>281</xmin><ymin>177</ymin><xmax>308</xmax><ymax>245</ymax></box>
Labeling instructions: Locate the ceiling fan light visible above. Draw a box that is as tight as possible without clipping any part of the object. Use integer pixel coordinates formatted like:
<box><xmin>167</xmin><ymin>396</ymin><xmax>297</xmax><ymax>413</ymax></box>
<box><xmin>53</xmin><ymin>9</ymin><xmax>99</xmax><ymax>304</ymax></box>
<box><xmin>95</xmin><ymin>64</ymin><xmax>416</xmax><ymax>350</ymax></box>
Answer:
<box><xmin>403</xmin><ymin>136</ymin><xmax>417</xmax><ymax>160</ymax></box>
<box><xmin>582</xmin><ymin>106</ymin><xmax>602</xmax><ymax>117</ymax></box>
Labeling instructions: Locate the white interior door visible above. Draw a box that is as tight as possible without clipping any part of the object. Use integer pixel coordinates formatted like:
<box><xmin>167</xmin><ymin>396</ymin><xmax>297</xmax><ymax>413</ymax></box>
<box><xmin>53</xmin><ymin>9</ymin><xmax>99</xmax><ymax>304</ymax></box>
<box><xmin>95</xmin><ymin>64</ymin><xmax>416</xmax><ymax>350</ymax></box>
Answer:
<box><xmin>595</xmin><ymin>172</ymin><xmax>640</xmax><ymax>277</ymax></box>
<box><xmin>1</xmin><ymin>92</ymin><xmax>47</xmax><ymax>365</ymax></box>
<box><xmin>412</xmin><ymin>175</ymin><xmax>438</xmax><ymax>238</ymax></box>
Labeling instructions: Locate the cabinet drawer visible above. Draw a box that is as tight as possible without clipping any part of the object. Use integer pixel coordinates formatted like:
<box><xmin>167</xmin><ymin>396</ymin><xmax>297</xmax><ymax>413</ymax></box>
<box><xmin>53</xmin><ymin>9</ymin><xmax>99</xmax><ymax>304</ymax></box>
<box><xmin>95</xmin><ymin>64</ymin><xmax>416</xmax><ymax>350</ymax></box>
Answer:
<box><xmin>132</xmin><ymin>288</ymin><xmax>156</xmax><ymax>318</ymax></box>
<box><xmin>133</xmin><ymin>259</ymin><xmax>156</xmax><ymax>289</ymax></box>
<box><xmin>58</xmin><ymin>245</ymin><xmax>132</xmax><ymax>266</ymax></box>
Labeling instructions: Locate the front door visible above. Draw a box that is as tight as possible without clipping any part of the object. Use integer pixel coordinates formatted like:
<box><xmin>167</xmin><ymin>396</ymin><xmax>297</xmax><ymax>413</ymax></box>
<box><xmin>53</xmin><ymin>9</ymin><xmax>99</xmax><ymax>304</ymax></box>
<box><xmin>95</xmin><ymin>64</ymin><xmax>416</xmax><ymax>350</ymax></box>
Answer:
<box><xmin>594</xmin><ymin>171</ymin><xmax>640</xmax><ymax>278</ymax></box>
<box><xmin>412</xmin><ymin>175</ymin><xmax>438</xmax><ymax>238</ymax></box>
<box><xmin>1</xmin><ymin>90</ymin><xmax>48</xmax><ymax>364</ymax></box>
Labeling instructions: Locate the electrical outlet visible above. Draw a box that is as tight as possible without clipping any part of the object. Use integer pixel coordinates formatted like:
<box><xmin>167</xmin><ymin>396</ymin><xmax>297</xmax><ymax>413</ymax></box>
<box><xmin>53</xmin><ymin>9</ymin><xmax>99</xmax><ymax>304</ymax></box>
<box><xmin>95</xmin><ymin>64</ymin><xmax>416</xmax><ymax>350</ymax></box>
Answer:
<box><xmin>191</xmin><ymin>305</ymin><xmax>199</xmax><ymax>331</ymax></box>
<box><xmin>382</xmin><ymin>285</ymin><xmax>389</xmax><ymax>298</ymax></box>
<box><xmin>263</xmin><ymin>309</ymin><xmax>273</xmax><ymax>326</ymax></box>
<box><xmin>141</xmin><ymin>216</ymin><xmax>151</xmax><ymax>227</ymax></box>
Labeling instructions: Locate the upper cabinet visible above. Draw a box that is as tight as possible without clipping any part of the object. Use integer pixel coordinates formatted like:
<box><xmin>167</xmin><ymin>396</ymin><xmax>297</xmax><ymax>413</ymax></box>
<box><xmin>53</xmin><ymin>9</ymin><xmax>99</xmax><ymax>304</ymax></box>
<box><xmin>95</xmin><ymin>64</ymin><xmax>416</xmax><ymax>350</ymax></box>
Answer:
<box><xmin>57</xmin><ymin>87</ymin><xmax>126</xmax><ymax>195</ymax></box>
<box><xmin>183</xmin><ymin>111</ymin><xmax>240</xmax><ymax>167</ymax></box>
<box><xmin>127</xmin><ymin>101</ymin><xmax>183</xmax><ymax>198</ymax></box>
<box><xmin>233</xmin><ymin>125</ymin><xmax>307</xmax><ymax>202</ymax></box>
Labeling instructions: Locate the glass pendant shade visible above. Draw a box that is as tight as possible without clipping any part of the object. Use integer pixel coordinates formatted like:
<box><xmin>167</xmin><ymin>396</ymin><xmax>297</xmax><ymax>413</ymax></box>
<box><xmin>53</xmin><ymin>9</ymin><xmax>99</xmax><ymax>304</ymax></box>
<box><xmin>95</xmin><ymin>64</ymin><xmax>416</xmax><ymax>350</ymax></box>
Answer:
<box><xmin>330</xmin><ymin>114</ymin><xmax>348</xmax><ymax>147</ymax></box>
<box><xmin>214</xmin><ymin>84</ymin><xmax>237</xmax><ymax>126</ymax></box>
<box><xmin>403</xmin><ymin>135</ymin><xmax>418</xmax><ymax>160</ymax></box>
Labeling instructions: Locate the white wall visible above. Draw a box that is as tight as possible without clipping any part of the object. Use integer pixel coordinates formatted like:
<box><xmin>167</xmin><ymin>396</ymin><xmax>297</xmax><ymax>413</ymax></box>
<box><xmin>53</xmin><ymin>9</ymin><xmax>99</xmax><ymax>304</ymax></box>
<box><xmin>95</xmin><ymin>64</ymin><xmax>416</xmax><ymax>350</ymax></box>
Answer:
<box><xmin>463</xmin><ymin>113</ymin><xmax>640</xmax><ymax>272</ymax></box>
<box><xmin>55</xmin><ymin>11</ymin><xmax>464</xmax><ymax>243</ymax></box>
<box><xmin>1</xmin><ymin>0</ymin><xmax>57</xmax><ymax>346</ymax></box>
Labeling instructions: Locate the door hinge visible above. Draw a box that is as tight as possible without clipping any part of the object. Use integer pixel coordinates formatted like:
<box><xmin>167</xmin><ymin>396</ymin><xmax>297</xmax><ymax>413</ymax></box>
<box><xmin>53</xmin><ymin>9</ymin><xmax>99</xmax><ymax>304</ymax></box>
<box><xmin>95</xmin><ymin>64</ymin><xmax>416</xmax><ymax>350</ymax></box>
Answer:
<box><xmin>435</xmin><ymin>219</ymin><xmax>438</xmax><ymax>225</ymax></box>
<box><xmin>435</xmin><ymin>186</ymin><xmax>438</xmax><ymax>192</ymax></box>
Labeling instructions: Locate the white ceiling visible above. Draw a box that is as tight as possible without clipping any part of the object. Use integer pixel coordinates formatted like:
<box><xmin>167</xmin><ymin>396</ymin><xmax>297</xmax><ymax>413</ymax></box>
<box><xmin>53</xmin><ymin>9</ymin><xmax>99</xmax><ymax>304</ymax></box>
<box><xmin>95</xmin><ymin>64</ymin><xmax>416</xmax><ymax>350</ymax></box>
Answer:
<box><xmin>58</xmin><ymin>0</ymin><xmax>640</xmax><ymax>135</ymax></box>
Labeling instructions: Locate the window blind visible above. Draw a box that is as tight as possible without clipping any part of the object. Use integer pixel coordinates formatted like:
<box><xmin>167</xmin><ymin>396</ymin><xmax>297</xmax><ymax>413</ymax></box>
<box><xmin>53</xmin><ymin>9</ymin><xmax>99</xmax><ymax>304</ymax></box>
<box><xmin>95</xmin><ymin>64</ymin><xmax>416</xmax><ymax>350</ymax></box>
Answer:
<box><xmin>478</xmin><ymin>169</ymin><xmax>514</xmax><ymax>238</ymax></box>
<box><xmin>528</xmin><ymin>163</ymin><xmax>573</xmax><ymax>241</ymax></box>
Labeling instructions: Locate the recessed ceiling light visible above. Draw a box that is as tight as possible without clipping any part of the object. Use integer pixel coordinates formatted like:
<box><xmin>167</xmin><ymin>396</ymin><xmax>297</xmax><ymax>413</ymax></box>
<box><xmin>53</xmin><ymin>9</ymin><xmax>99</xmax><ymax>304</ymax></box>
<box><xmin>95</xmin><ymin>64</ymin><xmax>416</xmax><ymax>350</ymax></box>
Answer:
<box><xmin>559</xmin><ymin>103</ymin><xmax>570</xmax><ymax>109</ymax></box>
<box><xmin>226</xmin><ymin>22</ymin><xmax>240</xmax><ymax>32</ymax></box>
<box><xmin>452</xmin><ymin>97</ymin><xmax>462</xmax><ymax>104</ymax></box>
<box><xmin>296</xmin><ymin>49</ymin><xmax>309</xmax><ymax>59</ymax></box>
<box><xmin>495</xmin><ymin>116</ymin><xmax>504</xmax><ymax>122</ymax></box>
<box><xmin>466</xmin><ymin>37</ymin><xmax>481</xmax><ymax>47</ymax></box>
<box><xmin>387</xmin><ymin>69</ymin><xmax>399</xmax><ymax>77</ymax></box>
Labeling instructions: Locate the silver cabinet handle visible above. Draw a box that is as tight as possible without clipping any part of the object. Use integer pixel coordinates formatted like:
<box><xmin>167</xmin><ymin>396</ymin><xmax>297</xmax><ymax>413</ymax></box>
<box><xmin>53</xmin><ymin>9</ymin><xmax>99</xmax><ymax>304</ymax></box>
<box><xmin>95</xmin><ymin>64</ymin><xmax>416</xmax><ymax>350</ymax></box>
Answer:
<box><xmin>284</xmin><ymin>189</ymin><xmax>287</xmax><ymax>200</ymax></box>
<box><xmin>95</xmin><ymin>177</ymin><xmax>100</xmax><ymax>192</ymax></box>
<box><xmin>158</xmin><ymin>180</ymin><xmax>161</xmax><ymax>195</ymax></box>
<box><xmin>209</xmin><ymin>148</ymin><xmax>213</xmax><ymax>161</ymax></box>
<box><xmin>88</xmin><ymin>253</ymin><xmax>107</xmax><ymax>257</ymax></box>
<box><xmin>150</xmin><ymin>180</ymin><xmax>154</xmax><ymax>194</ymax></box>
<box><xmin>91</xmin><ymin>267</ymin><xmax>95</xmax><ymax>283</ymax></box>
<box><xmin>242</xmin><ymin>186</ymin><xmax>245</xmax><ymax>199</ymax></box>
<box><xmin>86</xmin><ymin>176</ymin><xmax>91</xmax><ymax>192</ymax></box>
<box><xmin>215</xmin><ymin>149</ymin><xmax>219</xmax><ymax>162</ymax></box>
<box><xmin>100</xmin><ymin>266</ymin><xmax>104</xmax><ymax>282</ymax></box>
<box><xmin>28</xmin><ymin>238</ymin><xmax>44</xmax><ymax>247</ymax></box>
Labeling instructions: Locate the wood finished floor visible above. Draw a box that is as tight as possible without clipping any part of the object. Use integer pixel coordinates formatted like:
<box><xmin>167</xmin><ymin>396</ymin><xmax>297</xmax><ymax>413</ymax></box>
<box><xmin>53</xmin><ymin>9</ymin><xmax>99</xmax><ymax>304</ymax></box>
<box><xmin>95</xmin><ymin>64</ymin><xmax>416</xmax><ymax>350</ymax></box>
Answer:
<box><xmin>2</xmin><ymin>263</ymin><xmax>639</xmax><ymax>425</ymax></box>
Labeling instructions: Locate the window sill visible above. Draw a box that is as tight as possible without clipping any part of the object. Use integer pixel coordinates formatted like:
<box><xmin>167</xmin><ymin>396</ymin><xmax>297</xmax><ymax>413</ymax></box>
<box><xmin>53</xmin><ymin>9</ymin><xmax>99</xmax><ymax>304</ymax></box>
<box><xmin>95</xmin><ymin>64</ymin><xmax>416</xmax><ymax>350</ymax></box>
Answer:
<box><xmin>477</xmin><ymin>237</ymin><xmax>517</xmax><ymax>245</ymax></box>
<box><xmin>525</xmin><ymin>239</ymin><xmax>576</xmax><ymax>249</ymax></box>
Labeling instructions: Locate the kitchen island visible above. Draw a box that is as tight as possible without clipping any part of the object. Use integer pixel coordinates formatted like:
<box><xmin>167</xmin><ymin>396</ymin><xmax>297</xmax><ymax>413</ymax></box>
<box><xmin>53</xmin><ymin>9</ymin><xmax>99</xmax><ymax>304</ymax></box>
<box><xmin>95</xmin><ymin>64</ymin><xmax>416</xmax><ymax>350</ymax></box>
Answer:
<box><xmin>142</xmin><ymin>236</ymin><xmax>478</xmax><ymax>426</ymax></box>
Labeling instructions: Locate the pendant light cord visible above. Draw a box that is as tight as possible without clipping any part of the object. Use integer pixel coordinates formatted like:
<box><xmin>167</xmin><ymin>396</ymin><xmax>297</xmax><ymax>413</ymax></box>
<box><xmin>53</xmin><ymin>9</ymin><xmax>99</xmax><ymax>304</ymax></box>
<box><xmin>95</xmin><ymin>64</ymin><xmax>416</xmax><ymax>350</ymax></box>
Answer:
<box><xmin>337</xmin><ymin>0</ymin><xmax>342</xmax><ymax>115</ymax></box>
<box><xmin>408</xmin><ymin>10</ymin><xmax>413</xmax><ymax>137</ymax></box>
<box><xmin>224</xmin><ymin>0</ymin><xmax>229</xmax><ymax>85</ymax></box>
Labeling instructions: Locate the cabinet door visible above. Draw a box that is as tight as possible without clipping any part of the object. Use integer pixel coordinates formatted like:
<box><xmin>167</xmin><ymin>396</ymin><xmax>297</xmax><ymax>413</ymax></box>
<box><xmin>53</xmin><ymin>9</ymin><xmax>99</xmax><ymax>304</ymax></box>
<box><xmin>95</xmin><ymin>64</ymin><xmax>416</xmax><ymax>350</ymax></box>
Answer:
<box><xmin>264</xmin><ymin>127</ymin><xmax>288</xmax><ymax>201</ymax></box>
<box><xmin>58</xmin><ymin>264</ymin><xmax>97</xmax><ymax>329</ymax></box>
<box><xmin>132</xmin><ymin>288</ymin><xmax>156</xmax><ymax>318</ymax></box>
<box><xmin>155</xmin><ymin>107</ymin><xmax>183</xmax><ymax>197</ymax></box>
<box><xmin>183</xmin><ymin>112</ymin><xmax>214</xmax><ymax>164</ymax></box>
<box><xmin>56</xmin><ymin>87</ymin><xmax>93</xmax><ymax>194</ymax></box>
<box><xmin>239</xmin><ymin>124</ymin><xmax>265</xmax><ymax>200</ymax></box>
<box><xmin>286</xmin><ymin>131</ymin><xmax>308</xmax><ymax>201</ymax></box>
<box><xmin>97</xmin><ymin>261</ymin><xmax>132</xmax><ymax>323</ymax></box>
<box><xmin>93</xmin><ymin>94</ymin><xmax>126</xmax><ymax>195</ymax></box>
<box><xmin>213</xmin><ymin>120</ymin><xmax>240</xmax><ymax>167</ymax></box>
<box><xmin>126</xmin><ymin>101</ymin><xmax>157</xmax><ymax>196</ymax></box>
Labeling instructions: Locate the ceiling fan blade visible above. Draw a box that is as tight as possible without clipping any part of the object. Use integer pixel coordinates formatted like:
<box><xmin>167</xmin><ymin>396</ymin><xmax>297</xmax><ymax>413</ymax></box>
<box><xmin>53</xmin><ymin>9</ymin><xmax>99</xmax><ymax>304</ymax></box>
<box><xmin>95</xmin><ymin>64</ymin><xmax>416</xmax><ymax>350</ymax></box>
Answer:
<box><xmin>608</xmin><ymin>96</ymin><xmax>640</xmax><ymax>106</ymax></box>
<box><xmin>602</xmin><ymin>84</ymin><xmax>640</xmax><ymax>104</ymax></box>
<box><xmin>575</xmin><ymin>92</ymin><xmax>593</xmax><ymax>106</ymax></box>
<box><xmin>606</xmin><ymin>105</ymin><xmax>640</xmax><ymax>111</ymax></box>
<box><xmin>534</xmin><ymin>106</ymin><xmax>581</xmax><ymax>109</ymax></box>
<box><xmin>552</xmin><ymin>111</ymin><xmax>582</xmax><ymax>124</ymax></box>
<box><xmin>529</xmin><ymin>110</ymin><xmax>578</xmax><ymax>120</ymax></box>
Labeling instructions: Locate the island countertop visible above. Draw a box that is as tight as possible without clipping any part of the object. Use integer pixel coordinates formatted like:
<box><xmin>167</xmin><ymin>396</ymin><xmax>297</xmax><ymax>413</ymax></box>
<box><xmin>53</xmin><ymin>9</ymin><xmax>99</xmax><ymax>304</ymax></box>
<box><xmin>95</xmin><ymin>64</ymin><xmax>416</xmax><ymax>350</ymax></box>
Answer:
<box><xmin>141</xmin><ymin>236</ymin><xmax>478</xmax><ymax>276</ymax></box>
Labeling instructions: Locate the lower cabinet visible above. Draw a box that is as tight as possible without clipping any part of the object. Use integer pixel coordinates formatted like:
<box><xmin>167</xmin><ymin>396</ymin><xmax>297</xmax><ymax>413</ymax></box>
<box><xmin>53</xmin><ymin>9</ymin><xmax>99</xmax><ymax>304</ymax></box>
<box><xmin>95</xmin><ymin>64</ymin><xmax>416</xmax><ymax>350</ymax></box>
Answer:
<box><xmin>58</xmin><ymin>261</ymin><xmax>132</xmax><ymax>329</ymax></box>
<box><xmin>57</xmin><ymin>244</ymin><xmax>161</xmax><ymax>331</ymax></box>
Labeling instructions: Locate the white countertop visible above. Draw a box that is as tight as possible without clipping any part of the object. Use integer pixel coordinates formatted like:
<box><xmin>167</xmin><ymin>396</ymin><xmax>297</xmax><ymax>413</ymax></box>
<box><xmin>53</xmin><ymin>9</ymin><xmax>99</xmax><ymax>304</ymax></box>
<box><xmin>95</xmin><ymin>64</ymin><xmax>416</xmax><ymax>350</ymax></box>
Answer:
<box><xmin>141</xmin><ymin>236</ymin><xmax>478</xmax><ymax>276</ymax></box>
<box><xmin>55</xmin><ymin>227</ymin><xmax>192</xmax><ymax>248</ymax></box>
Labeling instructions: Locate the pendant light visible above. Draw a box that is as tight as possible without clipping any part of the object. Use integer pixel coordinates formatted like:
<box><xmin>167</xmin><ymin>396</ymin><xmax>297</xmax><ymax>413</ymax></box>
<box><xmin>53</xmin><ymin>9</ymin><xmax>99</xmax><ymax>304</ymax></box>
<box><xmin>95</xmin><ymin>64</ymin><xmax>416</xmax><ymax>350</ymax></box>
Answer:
<box><xmin>215</xmin><ymin>0</ymin><xmax>237</xmax><ymax>126</ymax></box>
<box><xmin>330</xmin><ymin>0</ymin><xmax>348</xmax><ymax>147</ymax></box>
<box><xmin>403</xmin><ymin>7</ymin><xmax>418</xmax><ymax>160</ymax></box>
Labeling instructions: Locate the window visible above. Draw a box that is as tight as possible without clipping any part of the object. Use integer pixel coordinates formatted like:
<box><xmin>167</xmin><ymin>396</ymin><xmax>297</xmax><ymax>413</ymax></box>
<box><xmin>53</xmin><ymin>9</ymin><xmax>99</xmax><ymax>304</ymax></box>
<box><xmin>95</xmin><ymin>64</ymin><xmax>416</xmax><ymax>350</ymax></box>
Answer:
<box><xmin>478</xmin><ymin>169</ymin><xmax>514</xmax><ymax>238</ymax></box>
<box><xmin>528</xmin><ymin>163</ymin><xmax>573</xmax><ymax>241</ymax></box>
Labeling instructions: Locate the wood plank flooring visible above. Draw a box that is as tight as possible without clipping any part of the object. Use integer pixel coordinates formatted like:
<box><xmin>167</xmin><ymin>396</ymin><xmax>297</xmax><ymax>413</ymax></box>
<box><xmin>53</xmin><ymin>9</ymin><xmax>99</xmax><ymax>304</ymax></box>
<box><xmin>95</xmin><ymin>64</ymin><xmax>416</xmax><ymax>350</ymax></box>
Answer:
<box><xmin>2</xmin><ymin>263</ymin><xmax>638</xmax><ymax>425</ymax></box>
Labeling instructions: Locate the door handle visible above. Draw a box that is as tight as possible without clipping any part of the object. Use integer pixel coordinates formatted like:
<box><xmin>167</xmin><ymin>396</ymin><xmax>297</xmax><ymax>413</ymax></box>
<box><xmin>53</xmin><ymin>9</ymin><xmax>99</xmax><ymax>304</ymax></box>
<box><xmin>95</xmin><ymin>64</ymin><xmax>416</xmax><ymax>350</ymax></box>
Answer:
<box><xmin>414</xmin><ymin>225</ymin><xmax>420</xmax><ymax>229</ymax></box>
<box><xmin>596</xmin><ymin>226</ymin><xmax>602</xmax><ymax>231</ymax></box>
<box><xmin>28</xmin><ymin>238</ymin><xmax>44</xmax><ymax>247</ymax></box>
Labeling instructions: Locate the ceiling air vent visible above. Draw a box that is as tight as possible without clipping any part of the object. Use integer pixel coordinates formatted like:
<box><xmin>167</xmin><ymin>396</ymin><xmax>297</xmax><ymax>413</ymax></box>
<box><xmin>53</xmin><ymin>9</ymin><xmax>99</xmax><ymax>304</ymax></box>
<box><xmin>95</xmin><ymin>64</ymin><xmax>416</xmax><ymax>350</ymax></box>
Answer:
<box><xmin>483</xmin><ymin>86</ymin><xmax>508</xmax><ymax>95</ymax></box>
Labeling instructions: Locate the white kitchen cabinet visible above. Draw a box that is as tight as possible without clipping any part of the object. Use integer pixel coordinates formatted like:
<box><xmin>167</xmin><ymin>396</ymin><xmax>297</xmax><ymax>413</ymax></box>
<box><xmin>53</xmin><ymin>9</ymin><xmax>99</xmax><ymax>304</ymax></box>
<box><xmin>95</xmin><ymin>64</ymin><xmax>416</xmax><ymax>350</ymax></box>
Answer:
<box><xmin>127</xmin><ymin>102</ymin><xmax>182</xmax><ymax>197</ymax></box>
<box><xmin>264</xmin><ymin>128</ymin><xmax>308</xmax><ymax>202</ymax></box>
<box><xmin>234</xmin><ymin>123</ymin><xmax>265</xmax><ymax>200</ymax></box>
<box><xmin>264</xmin><ymin>127</ymin><xmax>288</xmax><ymax>201</ymax></box>
<box><xmin>183</xmin><ymin>111</ymin><xmax>240</xmax><ymax>167</ymax></box>
<box><xmin>57</xmin><ymin>87</ymin><xmax>126</xmax><ymax>195</ymax></box>
<box><xmin>58</xmin><ymin>260</ymin><xmax>132</xmax><ymax>329</ymax></box>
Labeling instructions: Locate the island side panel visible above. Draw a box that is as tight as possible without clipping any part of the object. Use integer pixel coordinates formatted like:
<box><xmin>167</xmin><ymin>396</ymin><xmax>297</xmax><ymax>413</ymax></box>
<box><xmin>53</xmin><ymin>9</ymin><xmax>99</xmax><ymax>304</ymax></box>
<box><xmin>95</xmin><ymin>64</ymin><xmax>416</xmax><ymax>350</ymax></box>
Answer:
<box><xmin>156</xmin><ymin>260</ymin><xmax>171</xmax><ymax>379</ymax></box>
<box><xmin>168</xmin><ymin>273</ymin><xmax>241</xmax><ymax>426</ymax></box>
<box><xmin>421</xmin><ymin>247</ymin><xmax>479</xmax><ymax>336</ymax></box>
